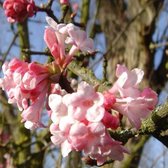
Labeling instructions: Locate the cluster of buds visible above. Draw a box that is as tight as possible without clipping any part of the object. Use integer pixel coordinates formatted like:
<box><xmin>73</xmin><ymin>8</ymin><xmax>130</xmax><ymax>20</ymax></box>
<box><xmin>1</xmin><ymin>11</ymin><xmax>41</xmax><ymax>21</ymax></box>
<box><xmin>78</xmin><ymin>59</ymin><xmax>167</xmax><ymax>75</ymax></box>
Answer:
<box><xmin>3</xmin><ymin>0</ymin><xmax>38</xmax><ymax>23</ymax></box>
<box><xmin>2</xmin><ymin>0</ymin><xmax>70</xmax><ymax>23</ymax></box>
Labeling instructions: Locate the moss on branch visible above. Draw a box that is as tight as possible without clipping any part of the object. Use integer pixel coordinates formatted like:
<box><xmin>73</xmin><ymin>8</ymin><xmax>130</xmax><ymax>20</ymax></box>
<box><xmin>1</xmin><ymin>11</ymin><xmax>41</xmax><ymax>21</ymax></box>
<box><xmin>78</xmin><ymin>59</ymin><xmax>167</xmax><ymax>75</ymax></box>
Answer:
<box><xmin>17</xmin><ymin>20</ymin><xmax>31</xmax><ymax>62</ymax></box>
<box><xmin>68</xmin><ymin>61</ymin><xmax>101</xmax><ymax>85</ymax></box>
<box><xmin>68</xmin><ymin>60</ymin><xmax>112</xmax><ymax>91</ymax></box>
<box><xmin>109</xmin><ymin>102</ymin><xmax>168</xmax><ymax>147</ymax></box>
<box><xmin>81</xmin><ymin>0</ymin><xmax>90</xmax><ymax>25</ymax></box>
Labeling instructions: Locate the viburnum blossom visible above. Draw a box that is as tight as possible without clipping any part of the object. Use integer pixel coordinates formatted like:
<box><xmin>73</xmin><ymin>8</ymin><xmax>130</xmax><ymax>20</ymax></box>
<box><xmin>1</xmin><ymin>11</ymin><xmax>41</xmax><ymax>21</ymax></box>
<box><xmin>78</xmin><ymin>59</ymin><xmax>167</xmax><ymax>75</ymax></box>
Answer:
<box><xmin>0</xmin><ymin>10</ymin><xmax>159</xmax><ymax>164</ymax></box>
<box><xmin>44</xmin><ymin>17</ymin><xmax>94</xmax><ymax>68</ymax></box>
<box><xmin>48</xmin><ymin>71</ymin><xmax>157</xmax><ymax>164</ymax></box>
<box><xmin>49</xmin><ymin>82</ymin><xmax>127</xmax><ymax>165</ymax></box>
<box><xmin>0</xmin><ymin>58</ymin><xmax>63</xmax><ymax>129</ymax></box>
<box><xmin>65</xmin><ymin>28</ymin><xmax>94</xmax><ymax>55</ymax></box>
<box><xmin>3</xmin><ymin>0</ymin><xmax>37</xmax><ymax>23</ymax></box>
<box><xmin>108</xmin><ymin>64</ymin><xmax>158</xmax><ymax>129</ymax></box>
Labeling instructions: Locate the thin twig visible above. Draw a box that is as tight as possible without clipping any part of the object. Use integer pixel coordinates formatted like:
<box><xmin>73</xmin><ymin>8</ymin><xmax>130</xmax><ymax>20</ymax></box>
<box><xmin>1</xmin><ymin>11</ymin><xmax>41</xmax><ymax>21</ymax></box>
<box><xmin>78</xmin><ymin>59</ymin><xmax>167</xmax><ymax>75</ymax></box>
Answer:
<box><xmin>37</xmin><ymin>0</ymin><xmax>59</xmax><ymax>23</ymax></box>
<box><xmin>111</xmin><ymin>9</ymin><xmax>145</xmax><ymax>48</ymax></box>
<box><xmin>150</xmin><ymin>42</ymin><xmax>168</xmax><ymax>49</ymax></box>
<box><xmin>38</xmin><ymin>7</ymin><xmax>59</xmax><ymax>23</ymax></box>
<box><xmin>89</xmin><ymin>0</ymin><xmax>101</xmax><ymax>38</ymax></box>
<box><xmin>22</xmin><ymin>49</ymin><xmax>50</xmax><ymax>56</ymax></box>
<box><xmin>0</xmin><ymin>33</ymin><xmax>18</xmax><ymax>70</ymax></box>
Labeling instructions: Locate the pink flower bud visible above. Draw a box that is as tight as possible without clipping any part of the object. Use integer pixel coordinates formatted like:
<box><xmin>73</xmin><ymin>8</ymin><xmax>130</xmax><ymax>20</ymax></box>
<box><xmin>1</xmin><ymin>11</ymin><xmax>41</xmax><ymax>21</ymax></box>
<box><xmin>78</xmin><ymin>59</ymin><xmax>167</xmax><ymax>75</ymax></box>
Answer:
<box><xmin>103</xmin><ymin>91</ymin><xmax>116</xmax><ymax>110</ymax></box>
<box><xmin>60</xmin><ymin>0</ymin><xmax>69</xmax><ymax>5</ymax></box>
<box><xmin>102</xmin><ymin>111</ymin><xmax>119</xmax><ymax>129</ymax></box>
<box><xmin>3</xmin><ymin>0</ymin><xmax>37</xmax><ymax>23</ymax></box>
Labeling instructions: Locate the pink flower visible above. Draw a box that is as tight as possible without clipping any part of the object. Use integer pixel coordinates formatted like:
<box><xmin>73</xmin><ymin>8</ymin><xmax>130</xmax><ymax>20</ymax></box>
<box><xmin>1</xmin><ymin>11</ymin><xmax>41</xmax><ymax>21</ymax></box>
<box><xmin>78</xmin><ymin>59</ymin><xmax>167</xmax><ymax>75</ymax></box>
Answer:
<box><xmin>3</xmin><ymin>154</ymin><xmax>13</xmax><ymax>168</ymax></box>
<box><xmin>50</xmin><ymin>117</ymin><xmax>74</xmax><ymax>157</ymax></box>
<box><xmin>49</xmin><ymin>94</ymin><xmax>68</xmax><ymax>124</ymax></box>
<box><xmin>65</xmin><ymin>28</ymin><xmax>94</xmax><ymax>55</ymax></box>
<box><xmin>44</xmin><ymin>17</ymin><xmax>95</xmax><ymax>68</ymax></box>
<box><xmin>49</xmin><ymin>82</ymin><xmax>105</xmax><ymax>126</ymax></box>
<box><xmin>102</xmin><ymin>111</ymin><xmax>119</xmax><ymax>130</ymax></box>
<box><xmin>0</xmin><ymin>58</ymin><xmax>61</xmax><ymax>129</ymax></box>
<box><xmin>60</xmin><ymin>0</ymin><xmax>69</xmax><ymax>5</ymax></box>
<box><xmin>0</xmin><ymin>58</ymin><xmax>29</xmax><ymax>110</ymax></box>
<box><xmin>110</xmin><ymin>64</ymin><xmax>144</xmax><ymax>98</ymax></box>
<box><xmin>83</xmin><ymin>128</ymin><xmax>127</xmax><ymax>165</ymax></box>
<box><xmin>109</xmin><ymin>64</ymin><xmax>158</xmax><ymax>129</ymax></box>
<box><xmin>3</xmin><ymin>0</ymin><xmax>37</xmax><ymax>23</ymax></box>
<box><xmin>103</xmin><ymin>91</ymin><xmax>116</xmax><ymax>110</ymax></box>
<box><xmin>44</xmin><ymin>27</ymin><xmax>70</xmax><ymax>68</ymax></box>
<box><xmin>21</xmin><ymin>84</ymin><xmax>48</xmax><ymax>129</ymax></box>
<box><xmin>64</xmin><ymin>81</ymin><xmax>105</xmax><ymax>122</ymax></box>
<box><xmin>49</xmin><ymin>81</ymin><xmax>126</xmax><ymax>165</ymax></box>
<box><xmin>69</xmin><ymin>122</ymin><xmax>89</xmax><ymax>150</ymax></box>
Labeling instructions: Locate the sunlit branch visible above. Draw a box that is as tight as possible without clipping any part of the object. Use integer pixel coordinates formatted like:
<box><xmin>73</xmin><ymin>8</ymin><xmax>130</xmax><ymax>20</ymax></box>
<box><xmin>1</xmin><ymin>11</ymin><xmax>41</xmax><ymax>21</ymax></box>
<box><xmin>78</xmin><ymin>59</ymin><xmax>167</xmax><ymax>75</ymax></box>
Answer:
<box><xmin>89</xmin><ymin>0</ymin><xmax>101</xmax><ymax>38</ymax></box>
<box><xmin>60</xmin><ymin>4</ymin><xmax>69</xmax><ymax>23</ymax></box>
<box><xmin>22</xmin><ymin>49</ymin><xmax>50</xmax><ymax>56</ymax></box>
<box><xmin>150</xmin><ymin>42</ymin><xmax>168</xmax><ymax>49</ymax></box>
<box><xmin>0</xmin><ymin>33</ymin><xmax>18</xmax><ymax>70</ymax></box>
<box><xmin>68</xmin><ymin>60</ymin><xmax>112</xmax><ymax>91</ymax></box>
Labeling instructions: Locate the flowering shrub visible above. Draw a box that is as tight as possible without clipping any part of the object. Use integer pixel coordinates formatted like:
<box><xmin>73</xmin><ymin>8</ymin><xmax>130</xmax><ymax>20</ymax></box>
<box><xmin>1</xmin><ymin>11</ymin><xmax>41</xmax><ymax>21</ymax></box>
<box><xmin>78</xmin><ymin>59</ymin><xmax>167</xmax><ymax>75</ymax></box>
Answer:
<box><xmin>3</xmin><ymin>0</ymin><xmax>37</xmax><ymax>23</ymax></box>
<box><xmin>0</xmin><ymin>6</ymin><xmax>158</xmax><ymax>165</ymax></box>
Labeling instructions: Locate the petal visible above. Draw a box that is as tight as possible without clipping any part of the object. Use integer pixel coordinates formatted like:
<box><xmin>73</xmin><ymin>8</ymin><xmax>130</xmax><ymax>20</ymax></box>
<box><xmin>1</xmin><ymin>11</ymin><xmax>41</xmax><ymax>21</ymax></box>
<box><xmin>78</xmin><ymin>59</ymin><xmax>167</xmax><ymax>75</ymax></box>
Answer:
<box><xmin>132</xmin><ymin>68</ymin><xmax>144</xmax><ymax>85</ymax></box>
<box><xmin>116</xmin><ymin>64</ymin><xmax>128</xmax><ymax>77</ymax></box>
<box><xmin>88</xmin><ymin>122</ymin><xmax>105</xmax><ymax>136</ymax></box>
<box><xmin>69</xmin><ymin>122</ymin><xmax>88</xmax><ymax>136</ymax></box>
<box><xmin>46</xmin><ymin>16</ymin><xmax>58</xmax><ymax>30</ymax></box>
<box><xmin>51</xmin><ymin>134</ymin><xmax>65</xmax><ymax>146</ymax></box>
<box><xmin>44</xmin><ymin>28</ymin><xmax>57</xmax><ymax>52</ymax></box>
<box><xmin>49</xmin><ymin>94</ymin><xmax>65</xmax><ymax>113</ymax></box>
<box><xmin>61</xmin><ymin>140</ymin><xmax>72</xmax><ymax>157</ymax></box>
<box><xmin>59</xmin><ymin>116</ymin><xmax>73</xmax><ymax>132</ymax></box>
<box><xmin>86</xmin><ymin>105</ymin><xmax>105</xmax><ymax>122</ymax></box>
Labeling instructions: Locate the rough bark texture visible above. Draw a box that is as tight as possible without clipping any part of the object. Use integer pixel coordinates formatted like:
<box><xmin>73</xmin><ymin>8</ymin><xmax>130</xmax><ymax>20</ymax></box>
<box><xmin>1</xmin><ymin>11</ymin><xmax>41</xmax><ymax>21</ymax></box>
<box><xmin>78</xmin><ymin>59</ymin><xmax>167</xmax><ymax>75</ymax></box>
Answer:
<box><xmin>98</xmin><ymin>0</ymin><xmax>163</xmax><ymax>86</ymax></box>
<box><xmin>96</xmin><ymin>0</ymin><xmax>165</xmax><ymax>167</ymax></box>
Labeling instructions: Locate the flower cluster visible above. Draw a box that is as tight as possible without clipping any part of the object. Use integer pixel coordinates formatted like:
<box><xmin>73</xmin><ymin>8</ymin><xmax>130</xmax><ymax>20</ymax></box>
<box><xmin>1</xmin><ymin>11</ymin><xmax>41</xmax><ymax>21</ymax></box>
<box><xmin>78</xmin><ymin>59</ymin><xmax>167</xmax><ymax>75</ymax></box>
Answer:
<box><xmin>44</xmin><ymin>17</ymin><xmax>94</xmax><ymax>69</ymax></box>
<box><xmin>109</xmin><ymin>64</ymin><xmax>158</xmax><ymax>129</ymax></box>
<box><xmin>0</xmin><ymin>16</ymin><xmax>158</xmax><ymax>165</ymax></box>
<box><xmin>49</xmin><ymin>82</ymin><xmax>127</xmax><ymax>165</ymax></box>
<box><xmin>0</xmin><ymin>17</ymin><xmax>94</xmax><ymax>130</ymax></box>
<box><xmin>3</xmin><ymin>0</ymin><xmax>37</xmax><ymax>23</ymax></box>
<box><xmin>0</xmin><ymin>58</ymin><xmax>52</xmax><ymax>129</ymax></box>
<box><xmin>48</xmin><ymin>65</ymin><xmax>158</xmax><ymax>164</ymax></box>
